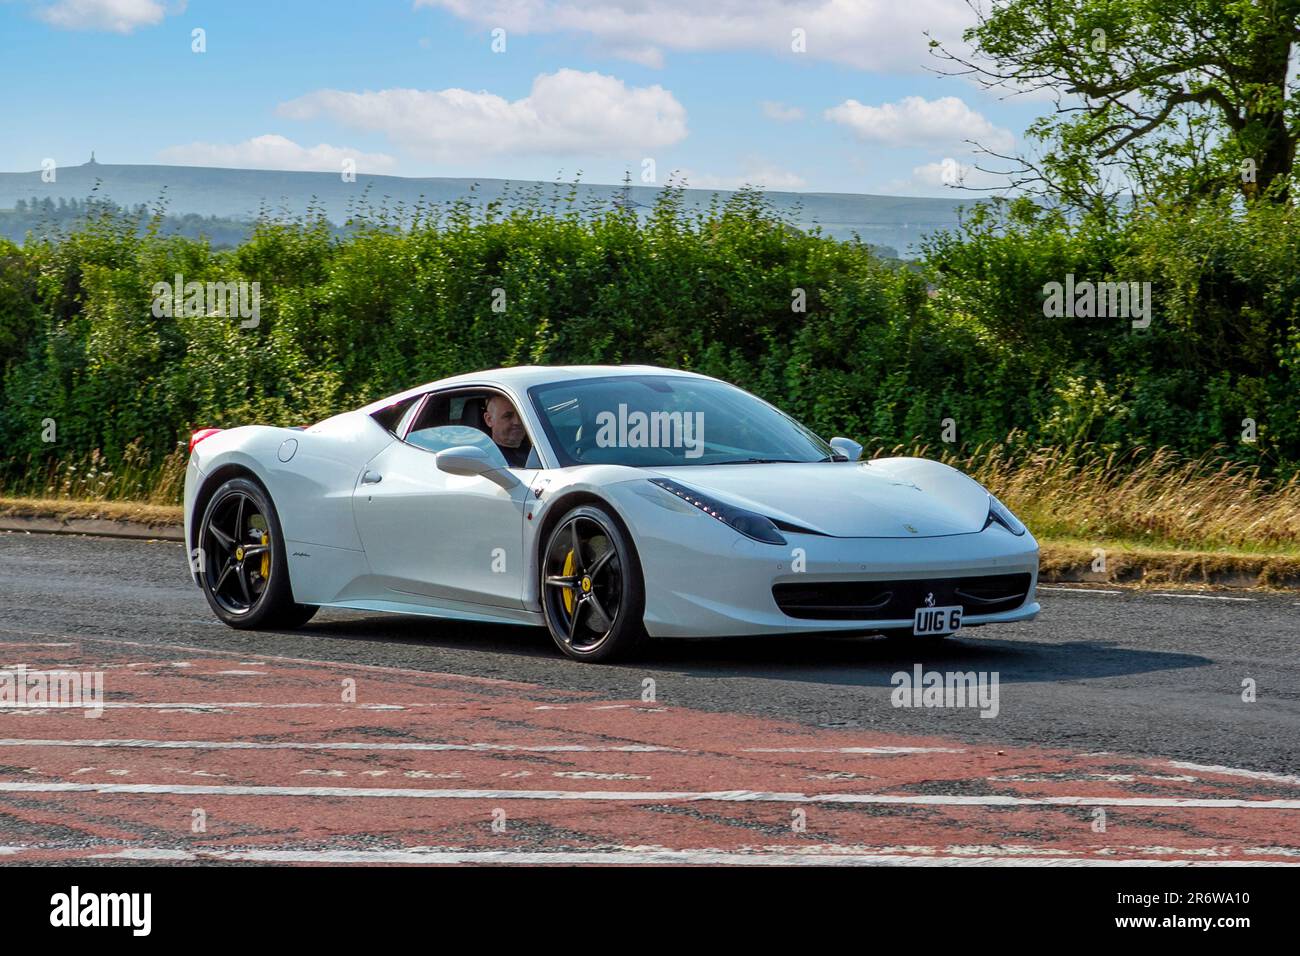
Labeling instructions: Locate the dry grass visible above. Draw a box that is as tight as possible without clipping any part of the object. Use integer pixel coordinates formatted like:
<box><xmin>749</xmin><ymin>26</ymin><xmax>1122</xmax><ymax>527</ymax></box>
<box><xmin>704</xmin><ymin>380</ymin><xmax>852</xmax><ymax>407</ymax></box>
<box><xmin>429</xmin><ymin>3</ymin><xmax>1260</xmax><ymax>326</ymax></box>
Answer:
<box><xmin>0</xmin><ymin>497</ymin><xmax>183</xmax><ymax>527</ymax></box>
<box><xmin>4</xmin><ymin>438</ymin><xmax>1300</xmax><ymax>588</ymax></box>
<box><xmin>3</xmin><ymin>436</ymin><xmax>1298</xmax><ymax>555</ymax></box>
<box><xmin>876</xmin><ymin>435</ymin><xmax>1300</xmax><ymax>554</ymax></box>
<box><xmin>1038</xmin><ymin>538</ymin><xmax>1300</xmax><ymax>588</ymax></box>
<box><xmin>0</xmin><ymin>440</ymin><xmax>187</xmax><ymax>506</ymax></box>
<box><xmin>3</xmin><ymin>492</ymin><xmax>1294</xmax><ymax>586</ymax></box>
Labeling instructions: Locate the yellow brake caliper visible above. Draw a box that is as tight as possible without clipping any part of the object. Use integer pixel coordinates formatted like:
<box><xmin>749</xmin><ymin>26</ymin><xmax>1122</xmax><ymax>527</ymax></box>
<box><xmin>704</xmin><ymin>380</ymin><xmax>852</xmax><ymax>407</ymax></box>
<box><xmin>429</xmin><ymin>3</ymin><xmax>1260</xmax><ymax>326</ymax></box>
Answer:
<box><xmin>562</xmin><ymin>549</ymin><xmax>576</xmax><ymax>614</ymax></box>
<box><xmin>260</xmin><ymin>532</ymin><xmax>270</xmax><ymax>580</ymax></box>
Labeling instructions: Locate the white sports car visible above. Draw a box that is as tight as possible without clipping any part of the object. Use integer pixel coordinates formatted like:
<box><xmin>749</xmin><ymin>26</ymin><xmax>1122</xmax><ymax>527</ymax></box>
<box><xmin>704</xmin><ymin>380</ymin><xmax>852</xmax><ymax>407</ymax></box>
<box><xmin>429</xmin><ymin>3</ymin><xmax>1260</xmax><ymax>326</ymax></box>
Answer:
<box><xmin>184</xmin><ymin>365</ymin><xmax>1040</xmax><ymax>661</ymax></box>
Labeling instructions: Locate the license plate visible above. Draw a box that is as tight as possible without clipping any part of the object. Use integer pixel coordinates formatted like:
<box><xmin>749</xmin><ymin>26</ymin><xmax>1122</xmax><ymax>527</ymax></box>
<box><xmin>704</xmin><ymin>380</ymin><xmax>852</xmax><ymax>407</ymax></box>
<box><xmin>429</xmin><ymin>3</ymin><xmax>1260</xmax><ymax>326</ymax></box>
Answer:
<box><xmin>913</xmin><ymin>605</ymin><xmax>962</xmax><ymax>636</ymax></box>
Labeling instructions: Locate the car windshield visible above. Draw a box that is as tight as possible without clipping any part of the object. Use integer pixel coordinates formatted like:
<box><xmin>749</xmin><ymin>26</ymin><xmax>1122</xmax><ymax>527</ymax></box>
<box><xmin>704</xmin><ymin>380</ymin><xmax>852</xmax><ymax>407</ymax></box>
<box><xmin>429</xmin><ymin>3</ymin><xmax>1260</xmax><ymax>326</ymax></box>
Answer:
<box><xmin>528</xmin><ymin>374</ymin><xmax>834</xmax><ymax>467</ymax></box>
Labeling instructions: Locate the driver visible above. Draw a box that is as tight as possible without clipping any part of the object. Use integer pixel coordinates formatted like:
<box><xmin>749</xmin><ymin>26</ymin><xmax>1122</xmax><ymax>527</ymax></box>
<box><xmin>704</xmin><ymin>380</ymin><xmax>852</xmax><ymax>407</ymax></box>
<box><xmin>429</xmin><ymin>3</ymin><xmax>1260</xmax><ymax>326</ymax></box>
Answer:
<box><xmin>482</xmin><ymin>395</ymin><xmax>532</xmax><ymax>468</ymax></box>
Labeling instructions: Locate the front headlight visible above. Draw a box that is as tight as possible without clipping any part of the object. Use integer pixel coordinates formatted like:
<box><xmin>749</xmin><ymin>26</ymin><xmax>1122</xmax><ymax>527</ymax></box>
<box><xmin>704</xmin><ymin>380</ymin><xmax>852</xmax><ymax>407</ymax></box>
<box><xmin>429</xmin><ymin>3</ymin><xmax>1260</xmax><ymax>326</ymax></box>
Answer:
<box><xmin>986</xmin><ymin>494</ymin><xmax>1027</xmax><ymax>536</ymax></box>
<box><xmin>649</xmin><ymin>477</ymin><xmax>787</xmax><ymax>545</ymax></box>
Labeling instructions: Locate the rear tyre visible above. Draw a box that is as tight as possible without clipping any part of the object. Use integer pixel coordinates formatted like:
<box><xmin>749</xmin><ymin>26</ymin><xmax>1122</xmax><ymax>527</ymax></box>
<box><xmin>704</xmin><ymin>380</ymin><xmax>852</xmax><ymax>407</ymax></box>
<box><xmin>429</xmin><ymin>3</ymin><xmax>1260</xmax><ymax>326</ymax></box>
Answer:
<box><xmin>196</xmin><ymin>477</ymin><xmax>317</xmax><ymax>630</ymax></box>
<box><xmin>540</xmin><ymin>504</ymin><xmax>646</xmax><ymax>662</ymax></box>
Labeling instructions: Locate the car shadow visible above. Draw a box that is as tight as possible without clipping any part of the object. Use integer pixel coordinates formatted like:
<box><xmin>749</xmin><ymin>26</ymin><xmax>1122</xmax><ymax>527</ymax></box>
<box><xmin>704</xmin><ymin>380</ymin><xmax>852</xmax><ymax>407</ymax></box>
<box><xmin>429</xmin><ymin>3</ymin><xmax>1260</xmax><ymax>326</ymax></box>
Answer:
<box><xmin>297</xmin><ymin>613</ymin><xmax>1209</xmax><ymax>689</ymax></box>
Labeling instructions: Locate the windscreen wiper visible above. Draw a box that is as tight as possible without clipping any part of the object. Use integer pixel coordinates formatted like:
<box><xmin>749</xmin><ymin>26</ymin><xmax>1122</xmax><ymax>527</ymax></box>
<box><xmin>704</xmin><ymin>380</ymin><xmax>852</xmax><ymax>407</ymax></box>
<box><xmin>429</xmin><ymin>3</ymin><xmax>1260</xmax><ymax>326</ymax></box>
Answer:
<box><xmin>713</xmin><ymin>457</ymin><xmax>805</xmax><ymax>465</ymax></box>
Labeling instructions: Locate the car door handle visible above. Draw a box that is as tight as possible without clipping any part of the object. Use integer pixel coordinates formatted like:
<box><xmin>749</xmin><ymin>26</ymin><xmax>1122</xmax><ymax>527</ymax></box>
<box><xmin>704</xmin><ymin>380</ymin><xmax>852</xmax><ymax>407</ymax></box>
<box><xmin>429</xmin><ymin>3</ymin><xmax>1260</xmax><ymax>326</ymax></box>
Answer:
<box><xmin>361</xmin><ymin>470</ymin><xmax>383</xmax><ymax>485</ymax></box>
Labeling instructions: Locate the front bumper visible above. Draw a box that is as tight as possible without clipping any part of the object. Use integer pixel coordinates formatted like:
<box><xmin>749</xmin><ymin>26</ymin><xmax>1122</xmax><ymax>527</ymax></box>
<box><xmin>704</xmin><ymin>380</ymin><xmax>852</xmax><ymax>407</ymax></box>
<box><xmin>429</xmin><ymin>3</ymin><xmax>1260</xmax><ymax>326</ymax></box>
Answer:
<box><xmin>627</xmin><ymin>503</ymin><xmax>1040</xmax><ymax>638</ymax></box>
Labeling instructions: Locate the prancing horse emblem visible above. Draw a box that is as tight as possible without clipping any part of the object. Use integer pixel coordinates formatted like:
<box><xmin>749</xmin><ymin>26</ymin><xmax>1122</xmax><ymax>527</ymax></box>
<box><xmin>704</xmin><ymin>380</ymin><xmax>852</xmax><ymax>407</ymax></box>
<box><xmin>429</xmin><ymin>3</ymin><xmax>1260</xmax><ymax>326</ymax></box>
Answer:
<box><xmin>924</xmin><ymin>592</ymin><xmax>935</xmax><ymax>607</ymax></box>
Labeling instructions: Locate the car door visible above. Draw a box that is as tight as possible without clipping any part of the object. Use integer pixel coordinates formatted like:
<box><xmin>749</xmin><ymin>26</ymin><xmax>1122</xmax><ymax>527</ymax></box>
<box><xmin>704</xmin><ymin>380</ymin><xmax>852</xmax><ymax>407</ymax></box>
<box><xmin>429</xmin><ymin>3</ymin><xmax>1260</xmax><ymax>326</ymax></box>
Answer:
<box><xmin>352</xmin><ymin>392</ymin><xmax>536</xmax><ymax>610</ymax></box>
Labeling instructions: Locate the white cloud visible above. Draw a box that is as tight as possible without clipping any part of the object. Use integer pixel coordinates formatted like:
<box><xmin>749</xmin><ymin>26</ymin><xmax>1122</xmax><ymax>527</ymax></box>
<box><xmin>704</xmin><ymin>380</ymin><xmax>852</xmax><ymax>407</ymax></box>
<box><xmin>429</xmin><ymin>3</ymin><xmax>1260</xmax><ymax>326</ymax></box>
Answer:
<box><xmin>34</xmin><ymin>0</ymin><xmax>177</xmax><ymax>33</ymax></box>
<box><xmin>909</xmin><ymin>158</ymin><xmax>971</xmax><ymax>188</ymax></box>
<box><xmin>157</xmin><ymin>134</ymin><xmax>398</xmax><ymax>174</ymax></box>
<box><xmin>825</xmin><ymin>96</ymin><xmax>1015</xmax><ymax>152</ymax></box>
<box><xmin>607</xmin><ymin>44</ymin><xmax>664</xmax><ymax>69</ymax></box>
<box><xmin>677</xmin><ymin>164</ymin><xmax>807</xmax><ymax>191</ymax></box>
<box><xmin>883</xmin><ymin>157</ymin><xmax>1013</xmax><ymax>195</ymax></box>
<box><xmin>761</xmin><ymin>100</ymin><xmax>804</xmax><ymax>122</ymax></box>
<box><xmin>277</xmin><ymin>69</ymin><xmax>687</xmax><ymax>159</ymax></box>
<box><xmin>416</xmin><ymin>0</ymin><xmax>974</xmax><ymax>73</ymax></box>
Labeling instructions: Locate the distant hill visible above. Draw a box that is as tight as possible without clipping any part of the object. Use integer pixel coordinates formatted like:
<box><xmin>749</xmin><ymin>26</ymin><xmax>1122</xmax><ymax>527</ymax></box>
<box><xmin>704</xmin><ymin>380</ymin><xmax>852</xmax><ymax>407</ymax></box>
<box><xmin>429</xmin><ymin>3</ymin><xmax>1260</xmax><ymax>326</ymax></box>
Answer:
<box><xmin>0</xmin><ymin>196</ymin><xmax>260</xmax><ymax>248</ymax></box>
<box><xmin>0</xmin><ymin>161</ymin><xmax>972</xmax><ymax>256</ymax></box>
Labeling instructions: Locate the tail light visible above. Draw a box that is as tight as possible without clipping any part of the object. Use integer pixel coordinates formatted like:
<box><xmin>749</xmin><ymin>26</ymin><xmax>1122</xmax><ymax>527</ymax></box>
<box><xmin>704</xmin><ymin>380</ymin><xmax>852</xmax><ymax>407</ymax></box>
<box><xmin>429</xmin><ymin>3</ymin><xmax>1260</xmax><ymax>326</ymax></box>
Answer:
<box><xmin>189</xmin><ymin>428</ymin><xmax>223</xmax><ymax>454</ymax></box>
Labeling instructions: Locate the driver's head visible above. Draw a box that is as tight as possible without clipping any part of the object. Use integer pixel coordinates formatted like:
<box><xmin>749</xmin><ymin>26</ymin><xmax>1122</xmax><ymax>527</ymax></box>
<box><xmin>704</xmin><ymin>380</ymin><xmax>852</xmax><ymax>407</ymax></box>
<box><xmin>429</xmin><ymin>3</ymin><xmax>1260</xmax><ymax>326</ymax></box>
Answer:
<box><xmin>482</xmin><ymin>395</ymin><xmax>526</xmax><ymax>449</ymax></box>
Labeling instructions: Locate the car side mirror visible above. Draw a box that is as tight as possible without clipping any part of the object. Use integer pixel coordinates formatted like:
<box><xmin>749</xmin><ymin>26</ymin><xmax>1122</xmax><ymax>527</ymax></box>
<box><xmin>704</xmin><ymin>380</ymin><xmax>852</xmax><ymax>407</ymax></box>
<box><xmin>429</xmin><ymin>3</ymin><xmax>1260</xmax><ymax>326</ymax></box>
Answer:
<box><xmin>829</xmin><ymin>436</ymin><xmax>863</xmax><ymax>461</ymax></box>
<box><xmin>435</xmin><ymin>445</ymin><xmax>520</xmax><ymax>490</ymax></box>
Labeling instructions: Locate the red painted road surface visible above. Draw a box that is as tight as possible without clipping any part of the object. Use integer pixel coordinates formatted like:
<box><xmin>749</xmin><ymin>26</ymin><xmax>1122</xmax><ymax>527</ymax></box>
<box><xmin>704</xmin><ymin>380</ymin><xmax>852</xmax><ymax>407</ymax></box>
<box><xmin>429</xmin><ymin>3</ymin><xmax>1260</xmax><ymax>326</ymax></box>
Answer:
<box><xmin>1</xmin><ymin>632</ymin><xmax>1298</xmax><ymax>865</ymax></box>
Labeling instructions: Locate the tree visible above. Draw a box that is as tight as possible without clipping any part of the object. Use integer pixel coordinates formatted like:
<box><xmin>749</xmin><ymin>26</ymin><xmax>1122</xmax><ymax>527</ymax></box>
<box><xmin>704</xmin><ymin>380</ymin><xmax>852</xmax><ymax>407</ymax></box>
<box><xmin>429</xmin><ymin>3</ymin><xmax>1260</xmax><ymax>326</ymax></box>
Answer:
<box><xmin>933</xmin><ymin>0</ymin><xmax>1300</xmax><ymax>211</ymax></box>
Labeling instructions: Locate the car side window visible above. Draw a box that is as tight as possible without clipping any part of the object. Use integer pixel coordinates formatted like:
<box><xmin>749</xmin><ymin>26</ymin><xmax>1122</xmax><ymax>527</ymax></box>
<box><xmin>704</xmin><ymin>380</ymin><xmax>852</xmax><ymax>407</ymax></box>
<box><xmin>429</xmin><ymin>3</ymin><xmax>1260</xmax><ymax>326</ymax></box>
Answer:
<box><xmin>402</xmin><ymin>387</ymin><xmax>540</xmax><ymax>470</ymax></box>
<box><xmin>370</xmin><ymin>394</ymin><xmax>422</xmax><ymax>435</ymax></box>
<box><xmin>407</xmin><ymin>393</ymin><xmax>487</xmax><ymax>435</ymax></box>
<box><xmin>406</xmin><ymin>424</ymin><xmax>509</xmax><ymax>467</ymax></box>
<box><xmin>405</xmin><ymin>394</ymin><xmax>449</xmax><ymax>435</ymax></box>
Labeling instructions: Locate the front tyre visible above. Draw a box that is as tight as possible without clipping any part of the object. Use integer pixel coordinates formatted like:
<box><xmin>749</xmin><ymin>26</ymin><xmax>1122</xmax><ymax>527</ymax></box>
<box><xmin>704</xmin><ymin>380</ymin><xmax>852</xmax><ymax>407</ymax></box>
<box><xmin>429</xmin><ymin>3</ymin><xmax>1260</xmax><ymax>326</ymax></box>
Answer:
<box><xmin>196</xmin><ymin>477</ymin><xmax>318</xmax><ymax>630</ymax></box>
<box><xmin>541</xmin><ymin>504</ymin><xmax>646</xmax><ymax>662</ymax></box>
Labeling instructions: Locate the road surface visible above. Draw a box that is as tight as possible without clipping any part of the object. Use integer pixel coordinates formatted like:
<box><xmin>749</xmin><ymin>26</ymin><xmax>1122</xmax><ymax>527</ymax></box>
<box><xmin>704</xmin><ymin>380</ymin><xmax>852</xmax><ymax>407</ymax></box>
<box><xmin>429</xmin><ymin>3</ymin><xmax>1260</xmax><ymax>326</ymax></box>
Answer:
<box><xmin>1</xmin><ymin>532</ymin><xmax>1296</xmax><ymax>865</ymax></box>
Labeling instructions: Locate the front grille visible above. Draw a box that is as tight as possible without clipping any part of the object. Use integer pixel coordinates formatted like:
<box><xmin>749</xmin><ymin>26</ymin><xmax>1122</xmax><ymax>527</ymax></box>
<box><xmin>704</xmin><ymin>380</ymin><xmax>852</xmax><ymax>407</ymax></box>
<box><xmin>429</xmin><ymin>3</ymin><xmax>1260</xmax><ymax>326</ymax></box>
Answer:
<box><xmin>772</xmin><ymin>573</ymin><xmax>1032</xmax><ymax>621</ymax></box>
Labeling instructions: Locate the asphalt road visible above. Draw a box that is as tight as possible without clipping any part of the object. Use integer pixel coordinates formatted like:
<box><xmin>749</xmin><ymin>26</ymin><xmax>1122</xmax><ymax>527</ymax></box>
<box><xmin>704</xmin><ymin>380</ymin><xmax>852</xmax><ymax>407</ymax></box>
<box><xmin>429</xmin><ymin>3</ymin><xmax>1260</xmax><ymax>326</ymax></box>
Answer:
<box><xmin>3</xmin><ymin>531</ymin><xmax>1297</xmax><ymax>768</ymax></box>
<box><xmin>1</xmin><ymin>531</ymin><xmax>1297</xmax><ymax>864</ymax></box>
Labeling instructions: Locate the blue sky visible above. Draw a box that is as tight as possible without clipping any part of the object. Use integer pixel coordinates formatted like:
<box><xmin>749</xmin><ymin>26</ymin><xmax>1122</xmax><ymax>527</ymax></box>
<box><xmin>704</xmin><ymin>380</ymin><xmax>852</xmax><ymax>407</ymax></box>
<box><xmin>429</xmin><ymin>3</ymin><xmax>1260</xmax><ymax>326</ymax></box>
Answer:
<box><xmin>0</xmin><ymin>0</ymin><xmax>1048</xmax><ymax>195</ymax></box>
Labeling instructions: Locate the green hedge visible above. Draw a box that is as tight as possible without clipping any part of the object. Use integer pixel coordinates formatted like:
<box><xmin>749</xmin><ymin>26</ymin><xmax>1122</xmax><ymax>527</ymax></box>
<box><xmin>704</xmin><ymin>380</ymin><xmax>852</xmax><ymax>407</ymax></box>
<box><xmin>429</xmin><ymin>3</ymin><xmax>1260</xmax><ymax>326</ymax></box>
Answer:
<box><xmin>924</xmin><ymin>198</ymin><xmax>1300</xmax><ymax>471</ymax></box>
<box><xmin>0</xmin><ymin>188</ymin><xmax>1295</xmax><ymax>481</ymax></box>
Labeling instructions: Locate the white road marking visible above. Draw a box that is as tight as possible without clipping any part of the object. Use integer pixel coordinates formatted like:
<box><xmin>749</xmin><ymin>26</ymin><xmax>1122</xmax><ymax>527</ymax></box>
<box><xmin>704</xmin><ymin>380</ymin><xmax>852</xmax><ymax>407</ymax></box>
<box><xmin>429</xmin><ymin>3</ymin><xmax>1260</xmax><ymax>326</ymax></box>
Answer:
<box><xmin>0</xmin><ymin>837</ymin><xmax>1295</xmax><ymax>865</ymax></box>
<box><xmin>0</xmin><ymin>738</ymin><xmax>680</xmax><ymax>753</ymax></box>
<box><xmin>1</xmin><ymin>780</ymin><xmax>1297</xmax><ymax>808</ymax></box>
<box><xmin>805</xmin><ymin>772</ymin><xmax>866</xmax><ymax>780</ymax></box>
<box><xmin>992</xmin><ymin>774</ymin><xmax>1138</xmax><ymax>783</ymax></box>
<box><xmin>553</xmin><ymin>772</ymin><xmax>649</xmax><ymax>780</ymax></box>
<box><xmin>1036</xmin><ymin>587</ymin><xmax>1122</xmax><ymax>595</ymax></box>
<box><xmin>402</xmin><ymin>770</ymin><xmax>465</xmax><ymax>780</ymax></box>
<box><xmin>0</xmin><ymin>702</ymin><xmax>438</xmax><ymax>712</ymax></box>
<box><xmin>3</xmin><ymin>847</ymin><xmax>1281</xmax><ymax>866</ymax></box>
<box><xmin>743</xmin><ymin>747</ymin><xmax>965</xmax><ymax>754</ymax></box>
<box><xmin>1037</xmin><ymin>586</ymin><xmax>1272</xmax><ymax>603</ymax></box>
<box><xmin>0</xmin><ymin>627</ymin><xmax>528</xmax><ymax>686</ymax></box>
<box><xmin>1168</xmin><ymin>761</ymin><xmax>1300</xmax><ymax>787</ymax></box>
<box><xmin>1248</xmin><ymin>846</ymin><xmax>1300</xmax><ymax>857</ymax></box>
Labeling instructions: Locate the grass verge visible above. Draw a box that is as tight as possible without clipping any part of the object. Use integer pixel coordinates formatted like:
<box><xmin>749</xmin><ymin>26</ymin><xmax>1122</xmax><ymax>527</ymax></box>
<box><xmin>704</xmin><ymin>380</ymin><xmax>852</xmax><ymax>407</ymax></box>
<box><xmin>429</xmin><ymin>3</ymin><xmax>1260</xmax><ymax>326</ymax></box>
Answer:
<box><xmin>2</xmin><ymin>496</ymin><xmax>1296</xmax><ymax>590</ymax></box>
<box><xmin>0</xmin><ymin>496</ymin><xmax>183</xmax><ymax>527</ymax></box>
